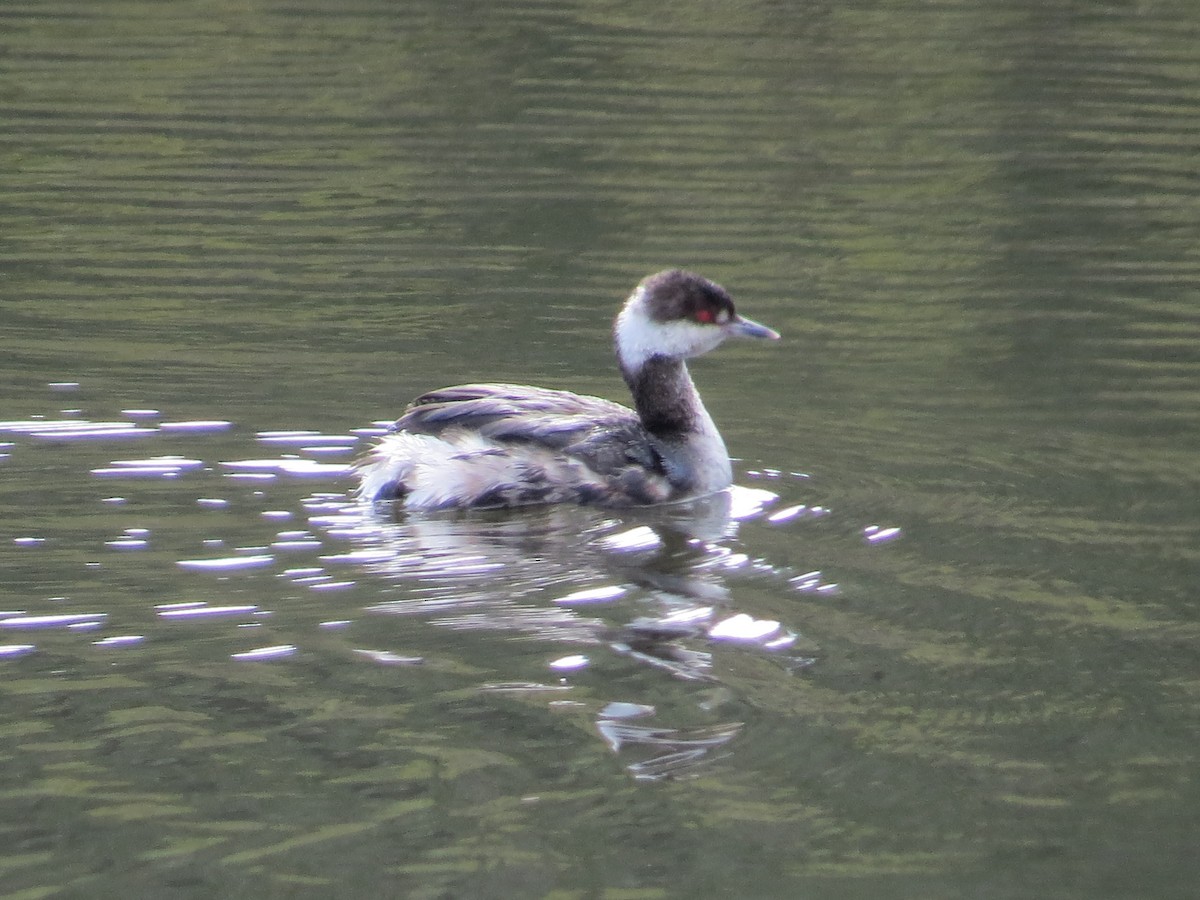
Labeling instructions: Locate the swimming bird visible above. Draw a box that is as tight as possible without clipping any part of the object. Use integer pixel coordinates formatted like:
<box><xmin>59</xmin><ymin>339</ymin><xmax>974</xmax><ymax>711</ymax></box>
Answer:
<box><xmin>358</xmin><ymin>269</ymin><xmax>779</xmax><ymax>509</ymax></box>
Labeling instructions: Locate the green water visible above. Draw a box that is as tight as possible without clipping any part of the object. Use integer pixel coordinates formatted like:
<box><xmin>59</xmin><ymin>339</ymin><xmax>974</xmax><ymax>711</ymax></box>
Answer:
<box><xmin>2</xmin><ymin>1</ymin><xmax>1199</xmax><ymax>897</ymax></box>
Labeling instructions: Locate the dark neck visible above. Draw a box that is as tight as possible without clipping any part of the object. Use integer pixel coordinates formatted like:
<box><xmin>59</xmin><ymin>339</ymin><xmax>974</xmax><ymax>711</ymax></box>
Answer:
<box><xmin>620</xmin><ymin>355</ymin><xmax>701</xmax><ymax>438</ymax></box>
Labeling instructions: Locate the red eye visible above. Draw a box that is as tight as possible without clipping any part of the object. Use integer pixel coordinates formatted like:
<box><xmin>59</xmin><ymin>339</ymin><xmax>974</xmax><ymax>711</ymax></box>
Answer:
<box><xmin>695</xmin><ymin>308</ymin><xmax>714</xmax><ymax>324</ymax></box>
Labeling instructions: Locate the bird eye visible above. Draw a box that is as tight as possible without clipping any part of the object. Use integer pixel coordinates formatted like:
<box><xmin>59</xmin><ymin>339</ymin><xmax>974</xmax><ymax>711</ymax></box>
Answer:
<box><xmin>694</xmin><ymin>308</ymin><xmax>715</xmax><ymax>324</ymax></box>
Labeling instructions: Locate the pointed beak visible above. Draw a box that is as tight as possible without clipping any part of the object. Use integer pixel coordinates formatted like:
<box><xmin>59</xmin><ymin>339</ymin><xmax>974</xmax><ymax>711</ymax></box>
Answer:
<box><xmin>726</xmin><ymin>314</ymin><xmax>780</xmax><ymax>341</ymax></box>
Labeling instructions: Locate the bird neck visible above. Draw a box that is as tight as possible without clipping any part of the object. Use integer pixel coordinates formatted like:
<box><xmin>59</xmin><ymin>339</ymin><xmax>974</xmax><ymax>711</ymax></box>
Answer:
<box><xmin>621</xmin><ymin>355</ymin><xmax>701</xmax><ymax>437</ymax></box>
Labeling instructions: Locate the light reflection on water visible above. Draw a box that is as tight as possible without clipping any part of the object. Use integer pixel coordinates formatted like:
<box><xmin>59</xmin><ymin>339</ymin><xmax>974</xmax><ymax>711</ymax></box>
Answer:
<box><xmin>349</xmin><ymin>483</ymin><xmax>820</xmax><ymax>712</ymax></box>
<box><xmin>5</xmin><ymin>0</ymin><xmax>1199</xmax><ymax>893</ymax></box>
<box><xmin>344</xmin><ymin>463</ymin><xmax>833</xmax><ymax>779</ymax></box>
<box><xmin>1</xmin><ymin>400</ymin><xmax>852</xmax><ymax>787</ymax></box>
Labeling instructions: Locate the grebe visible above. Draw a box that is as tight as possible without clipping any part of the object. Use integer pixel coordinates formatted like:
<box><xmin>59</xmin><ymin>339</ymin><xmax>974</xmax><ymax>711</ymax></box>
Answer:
<box><xmin>358</xmin><ymin>269</ymin><xmax>780</xmax><ymax>509</ymax></box>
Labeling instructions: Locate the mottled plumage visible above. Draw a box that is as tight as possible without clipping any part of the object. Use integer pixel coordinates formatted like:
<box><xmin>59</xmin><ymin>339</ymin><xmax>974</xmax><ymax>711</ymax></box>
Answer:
<box><xmin>358</xmin><ymin>270</ymin><xmax>778</xmax><ymax>510</ymax></box>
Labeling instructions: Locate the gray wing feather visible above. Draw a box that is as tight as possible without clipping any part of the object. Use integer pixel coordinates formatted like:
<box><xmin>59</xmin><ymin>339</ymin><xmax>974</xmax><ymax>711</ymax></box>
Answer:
<box><xmin>393</xmin><ymin>382</ymin><xmax>663</xmax><ymax>475</ymax></box>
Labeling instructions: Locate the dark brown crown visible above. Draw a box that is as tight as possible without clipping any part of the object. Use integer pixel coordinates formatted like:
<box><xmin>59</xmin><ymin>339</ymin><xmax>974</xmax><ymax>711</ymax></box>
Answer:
<box><xmin>639</xmin><ymin>269</ymin><xmax>736</xmax><ymax>326</ymax></box>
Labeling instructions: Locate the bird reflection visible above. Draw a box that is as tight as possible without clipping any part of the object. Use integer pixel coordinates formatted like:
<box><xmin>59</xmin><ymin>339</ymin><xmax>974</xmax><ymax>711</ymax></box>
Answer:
<box><xmin>343</xmin><ymin>486</ymin><xmax>805</xmax><ymax>779</ymax></box>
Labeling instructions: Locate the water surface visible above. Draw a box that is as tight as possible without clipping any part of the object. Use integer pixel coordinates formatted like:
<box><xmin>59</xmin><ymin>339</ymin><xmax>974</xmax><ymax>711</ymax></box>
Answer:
<box><xmin>2</xmin><ymin>1</ymin><xmax>1199</xmax><ymax>897</ymax></box>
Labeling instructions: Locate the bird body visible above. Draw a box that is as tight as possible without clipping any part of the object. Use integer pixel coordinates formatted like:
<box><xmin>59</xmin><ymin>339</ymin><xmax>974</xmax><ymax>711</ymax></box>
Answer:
<box><xmin>358</xmin><ymin>270</ymin><xmax>779</xmax><ymax>510</ymax></box>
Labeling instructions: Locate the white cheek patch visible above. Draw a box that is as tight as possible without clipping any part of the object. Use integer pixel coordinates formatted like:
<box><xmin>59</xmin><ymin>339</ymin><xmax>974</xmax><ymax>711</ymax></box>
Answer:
<box><xmin>615</xmin><ymin>309</ymin><xmax>725</xmax><ymax>369</ymax></box>
<box><xmin>616</xmin><ymin>287</ymin><xmax>736</xmax><ymax>369</ymax></box>
<box><xmin>656</xmin><ymin>320</ymin><xmax>721</xmax><ymax>357</ymax></box>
